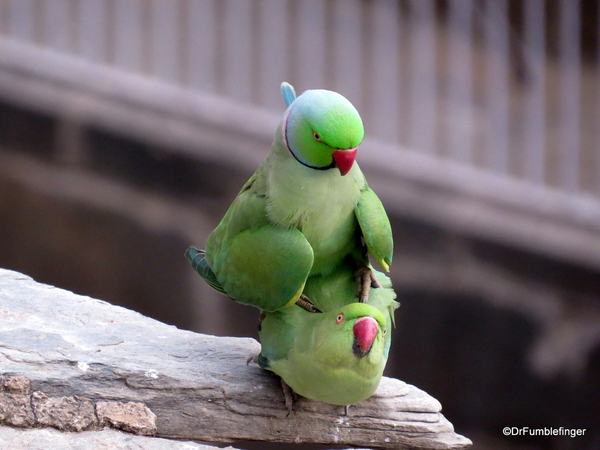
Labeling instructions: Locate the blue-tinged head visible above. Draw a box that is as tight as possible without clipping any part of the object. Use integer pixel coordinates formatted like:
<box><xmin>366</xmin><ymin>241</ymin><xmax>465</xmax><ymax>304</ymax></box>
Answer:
<box><xmin>280</xmin><ymin>82</ymin><xmax>364</xmax><ymax>176</ymax></box>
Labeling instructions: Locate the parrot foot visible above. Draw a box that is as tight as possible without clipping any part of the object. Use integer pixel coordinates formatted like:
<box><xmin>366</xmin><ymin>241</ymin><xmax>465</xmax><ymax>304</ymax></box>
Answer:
<box><xmin>256</xmin><ymin>312</ymin><xmax>265</xmax><ymax>331</ymax></box>
<box><xmin>355</xmin><ymin>264</ymin><xmax>381</xmax><ymax>303</ymax></box>
<box><xmin>246</xmin><ymin>354</ymin><xmax>258</xmax><ymax>366</ymax></box>
<box><xmin>344</xmin><ymin>405</ymin><xmax>351</xmax><ymax>416</ymax></box>
<box><xmin>295</xmin><ymin>294</ymin><xmax>322</xmax><ymax>313</ymax></box>
<box><xmin>281</xmin><ymin>378</ymin><xmax>297</xmax><ymax>416</ymax></box>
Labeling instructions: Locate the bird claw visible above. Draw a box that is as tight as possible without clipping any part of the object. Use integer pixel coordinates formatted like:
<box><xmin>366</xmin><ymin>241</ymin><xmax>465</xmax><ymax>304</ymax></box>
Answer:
<box><xmin>256</xmin><ymin>312</ymin><xmax>265</xmax><ymax>332</ymax></box>
<box><xmin>355</xmin><ymin>264</ymin><xmax>381</xmax><ymax>303</ymax></box>
<box><xmin>281</xmin><ymin>378</ymin><xmax>296</xmax><ymax>416</ymax></box>
<box><xmin>295</xmin><ymin>294</ymin><xmax>322</xmax><ymax>313</ymax></box>
<box><xmin>246</xmin><ymin>354</ymin><xmax>259</xmax><ymax>366</ymax></box>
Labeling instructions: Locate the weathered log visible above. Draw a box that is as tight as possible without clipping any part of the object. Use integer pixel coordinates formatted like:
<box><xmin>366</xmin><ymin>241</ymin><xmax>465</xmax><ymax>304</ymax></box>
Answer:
<box><xmin>0</xmin><ymin>426</ymin><xmax>237</xmax><ymax>449</ymax></box>
<box><xmin>0</xmin><ymin>269</ymin><xmax>471</xmax><ymax>449</ymax></box>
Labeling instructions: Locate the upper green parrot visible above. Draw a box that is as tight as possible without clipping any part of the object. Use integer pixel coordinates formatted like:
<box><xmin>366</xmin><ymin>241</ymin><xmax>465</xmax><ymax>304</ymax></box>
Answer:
<box><xmin>186</xmin><ymin>82</ymin><xmax>393</xmax><ymax>312</ymax></box>
<box><xmin>257</xmin><ymin>260</ymin><xmax>399</xmax><ymax>406</ymax></box>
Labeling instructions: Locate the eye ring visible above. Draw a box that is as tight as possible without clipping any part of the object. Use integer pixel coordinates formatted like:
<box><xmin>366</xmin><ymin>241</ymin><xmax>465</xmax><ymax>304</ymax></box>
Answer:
<box><xmin>313</xmin><ymin>131</ymin><xmax>322</xmax><ymax>142</ymax></box>
<box><xmin>383</xmin><ymin>328</ymin><xmax>388</xmax><ymax>336</ymax></box>
<box><xmin>335</xmin><ymin>313</ymin><xmax>344</xmax><ymax>324</ymax></box>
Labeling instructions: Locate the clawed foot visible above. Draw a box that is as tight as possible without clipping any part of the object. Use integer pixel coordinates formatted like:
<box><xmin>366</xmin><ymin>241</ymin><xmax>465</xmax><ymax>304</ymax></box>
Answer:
<box><xmin>355</xmin><ymin>263</ymin><xmax>381</xmax><ymax>303</ymax></box>
<box><xmin>247</xmin><ymin>357</ymin><xmax>295</xmax><ymax>415</ymax></box>
<box><xmin>281</xmin><ymin>378</ymin><xmax>297</xmax><ymax>416</ymax></box>
<box><xmin>256</xmin><ymin>312</ymin><xmax>265</xmax><ymax>332</ymax></box>
<box><xmin>295</xmin><ymin>294</ymin><xmax>322</xmax><ymax>313</ymax></box>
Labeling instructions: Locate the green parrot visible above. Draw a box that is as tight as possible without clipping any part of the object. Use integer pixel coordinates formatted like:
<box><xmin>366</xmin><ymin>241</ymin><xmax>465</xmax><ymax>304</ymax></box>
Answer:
<box><xmin>186</xmin><ymin>82</ymin><xmax>393</xmax><ymax>312</ymax></box>
<box><xmin>257</xmin><ymin>260</ymin><xmax>399</xmax><ymax>406</ymax></box>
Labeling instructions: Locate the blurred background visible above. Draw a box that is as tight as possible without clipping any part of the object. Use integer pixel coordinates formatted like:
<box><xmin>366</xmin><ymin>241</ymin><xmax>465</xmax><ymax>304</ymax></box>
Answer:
<box><xmin>0</xmin><ymin>1</ymin><xmax>599</xmax><ymax>449</ymax></box>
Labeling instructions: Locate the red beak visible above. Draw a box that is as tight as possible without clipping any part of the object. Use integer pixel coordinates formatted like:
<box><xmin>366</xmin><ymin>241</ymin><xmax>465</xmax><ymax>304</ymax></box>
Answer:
<box><xmin>332</xmin><ymin>148</ymin><xmax>358</xmax><ymax>176</ymax></box>
<box><xmin>352</xmin><ymin>316</ymin><xmax>379</xmax><ymax>357</ymax></box>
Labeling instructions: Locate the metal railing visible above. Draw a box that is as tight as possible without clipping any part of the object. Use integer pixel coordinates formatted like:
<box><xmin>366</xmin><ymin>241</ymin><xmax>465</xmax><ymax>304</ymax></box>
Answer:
<box><xmin>0</xmin><ymin>0</ymin><xmax>597</xmax><ymax>197</ymax></box>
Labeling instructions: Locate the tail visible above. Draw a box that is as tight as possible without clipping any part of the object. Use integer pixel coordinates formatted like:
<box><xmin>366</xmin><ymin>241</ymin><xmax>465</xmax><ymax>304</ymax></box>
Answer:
<box><xmin>281</xmin><ymin>82</ymin><xmax>296</xmax><ymax>107</ymax></box>
<box><xmin>185</xmin><ymin>246</ymin><xmax>227</xmax><ymax>295</ymax></box>
<box><xmin>257</xmin><ymin>353</ymin><xmax>271</xmax><ymax>370</ymax></box>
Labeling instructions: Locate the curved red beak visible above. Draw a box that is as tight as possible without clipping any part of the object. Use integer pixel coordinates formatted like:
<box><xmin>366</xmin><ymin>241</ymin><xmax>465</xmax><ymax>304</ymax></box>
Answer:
<box><xmin>332</xmin><ymin>148</ymin><xmax>358</xmax><ymax>176</ymax></box>
<box><xmin>352</xmin><ymin>316</ymin><xmax>379</xmax><ymax>357</ymax></box>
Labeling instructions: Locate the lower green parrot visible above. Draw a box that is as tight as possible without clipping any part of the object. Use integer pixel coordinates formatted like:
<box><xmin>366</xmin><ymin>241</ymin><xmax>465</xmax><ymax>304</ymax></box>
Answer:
<box><xmin>256</xmin><ymin>259</ymin><xmax>399</xmax><ymax>407</ymax></box>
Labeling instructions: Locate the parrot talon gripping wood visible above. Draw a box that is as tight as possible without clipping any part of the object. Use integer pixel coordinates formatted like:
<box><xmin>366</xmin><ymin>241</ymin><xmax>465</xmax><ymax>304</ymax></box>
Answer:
<box><xmin>280</xmin><ymin>378</ymin><xmax>297</xmax><ymax>416</ymax></box>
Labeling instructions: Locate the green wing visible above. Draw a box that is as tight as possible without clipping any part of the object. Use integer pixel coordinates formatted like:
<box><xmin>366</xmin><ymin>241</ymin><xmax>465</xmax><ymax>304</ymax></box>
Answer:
<box><xmin>355</xmin><ymin>185</ymin><xmax>393</xmax><ymax>271</ymax></box>
<box><xmin>207</xmin><ymin>226</ymin><xmax>313</xmax><ymax>312</ymax></box>
<box><xmin>190</xmin><ymin>172</ymin><xmax>314</xmax><ymax>312</ymax></box>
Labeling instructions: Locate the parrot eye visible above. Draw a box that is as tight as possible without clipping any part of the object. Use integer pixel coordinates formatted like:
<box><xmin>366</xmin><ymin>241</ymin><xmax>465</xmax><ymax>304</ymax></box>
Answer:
<box><xmin>383</xmin><ymin>328</ymin><xmax>388</xmax><ymax>336</ymax></box>
<box><xmin>313</xmin><ymin>131</ymin><xmax>322</xmax><ymax>143</ymax></box>
<box><xmin>335</xmin><ymin>313</ymin><xmax>344</xmax><ymax>324</ymax></box>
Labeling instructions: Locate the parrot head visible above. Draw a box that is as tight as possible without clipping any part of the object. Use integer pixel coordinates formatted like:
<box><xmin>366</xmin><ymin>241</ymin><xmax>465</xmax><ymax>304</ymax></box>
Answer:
<box><xmin>314</xmin><ymin>303</ymin><xmax>388</xmax><ymax>368</ymax></box>
<box><xmin>281</xmin><ymin>83</ymin><xmax>364</xmax><ymax>176</ymax></box>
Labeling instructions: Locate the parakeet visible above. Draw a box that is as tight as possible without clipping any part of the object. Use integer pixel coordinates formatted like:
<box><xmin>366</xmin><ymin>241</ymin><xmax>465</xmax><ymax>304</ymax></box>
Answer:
<box><xmin>186</xmin><ymin>82</ymin><xmax>393</xmax><ymax>312</ymax></box>
<box><xmin>257</xmin><ymin>260</ymin><xmax>399</xmax><ymax>406</ymax></box>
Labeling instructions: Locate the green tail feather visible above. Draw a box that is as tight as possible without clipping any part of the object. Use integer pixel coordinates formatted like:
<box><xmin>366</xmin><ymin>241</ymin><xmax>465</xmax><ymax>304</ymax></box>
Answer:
<box><xmin>257</xmin><ymin>353</ymin><xmax>271</xmax><ymax>370</ymax></box>
<box><xmin>185</xmin><ymin>246</ymin><xmax>227</xmax><ymax>295</ymax></box>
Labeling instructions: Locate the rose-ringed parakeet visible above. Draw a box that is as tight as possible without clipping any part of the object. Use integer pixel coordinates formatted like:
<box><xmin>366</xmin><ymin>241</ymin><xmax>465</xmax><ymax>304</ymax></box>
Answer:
<box><xmin>257</xmin><ymin>259</ymin><xmax>399</xmax><ymax>407</ymax></box>
<box><xmin>186</xmin><ymin>82</ymin><xmax>393</xmax><ymax>312</ymax></box>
